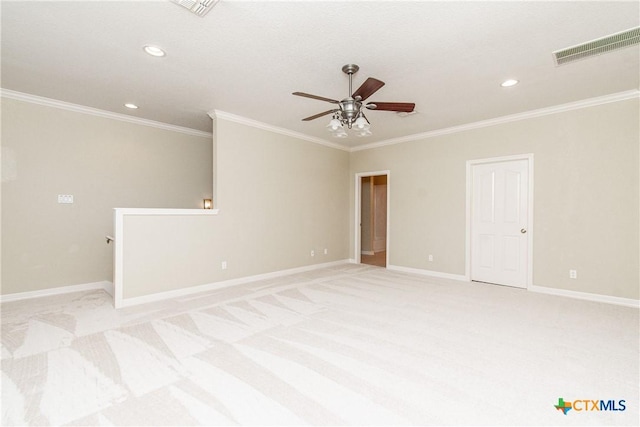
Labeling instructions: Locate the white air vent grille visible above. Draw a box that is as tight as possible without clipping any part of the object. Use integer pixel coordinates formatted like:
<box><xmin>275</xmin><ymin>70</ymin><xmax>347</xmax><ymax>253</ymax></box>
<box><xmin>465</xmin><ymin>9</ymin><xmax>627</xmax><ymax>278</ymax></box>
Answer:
<box><xmin>553</xmin><ymin>27</ymin><xmax>640</xmax><ymax>66</ymax></box>
<box><xmin>171</xmin><ymin>0</ymin><xmax>219</xmax><ymax>17</ymax></box>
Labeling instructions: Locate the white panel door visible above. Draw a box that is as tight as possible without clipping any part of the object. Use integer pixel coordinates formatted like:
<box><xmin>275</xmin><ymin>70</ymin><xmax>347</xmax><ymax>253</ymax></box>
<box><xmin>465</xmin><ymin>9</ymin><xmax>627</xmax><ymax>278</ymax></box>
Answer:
<box><xmin>471</xmin><ymin>159</ymin><xmax>529</xmax><ymax>288</ymax></box>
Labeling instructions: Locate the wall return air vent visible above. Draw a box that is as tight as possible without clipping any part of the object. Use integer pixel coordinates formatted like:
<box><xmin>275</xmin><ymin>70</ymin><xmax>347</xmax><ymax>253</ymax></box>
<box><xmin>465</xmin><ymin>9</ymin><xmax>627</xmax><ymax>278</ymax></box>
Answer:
<box><xmin>553</xmin><ymin>27</ymin><xmax>640</xmax><ymax>66</ymax></box>
<box><xmin>171</xmin><ymin>0</ymin><xmax>220</xmax><ymax>17</ymax></box>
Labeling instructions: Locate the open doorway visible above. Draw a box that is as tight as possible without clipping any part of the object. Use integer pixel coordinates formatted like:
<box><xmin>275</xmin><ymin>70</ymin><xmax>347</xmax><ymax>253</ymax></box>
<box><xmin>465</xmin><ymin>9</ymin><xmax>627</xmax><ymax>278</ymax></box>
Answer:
<box><xmin>357</xmin><ymin>173</ymin><xmax>388</xmax><ymax>267</ymax></box>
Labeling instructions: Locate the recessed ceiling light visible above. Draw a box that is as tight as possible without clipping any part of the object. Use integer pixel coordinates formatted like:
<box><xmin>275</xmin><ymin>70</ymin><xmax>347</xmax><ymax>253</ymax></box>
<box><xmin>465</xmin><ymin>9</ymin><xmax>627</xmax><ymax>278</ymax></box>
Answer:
<box><xmin>501</xmin><ymin>79</ymin><xmax>519</xmax><ymax>87</ymax></box>
<box><xmin>124</xmin><ymin>103</ymin><xmax>138</xmax><ymax>109</ymax></box>
<box><xmin>143</xmin><ymin>45</ymin><xmax>166</xmax><ymax>57</ymax></box>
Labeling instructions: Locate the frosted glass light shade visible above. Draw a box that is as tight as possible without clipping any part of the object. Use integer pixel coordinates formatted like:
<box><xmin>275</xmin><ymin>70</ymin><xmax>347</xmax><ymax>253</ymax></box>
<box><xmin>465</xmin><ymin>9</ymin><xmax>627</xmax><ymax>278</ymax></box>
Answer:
<box><xmin>354</xmin><ymin>116</ymin><xmax>369</xmax><ymax>130</ymax></box>
<box><xmin>327</xmin><ymin>118</ymin><xmax>342</xmax><ymax>131</ymax></box>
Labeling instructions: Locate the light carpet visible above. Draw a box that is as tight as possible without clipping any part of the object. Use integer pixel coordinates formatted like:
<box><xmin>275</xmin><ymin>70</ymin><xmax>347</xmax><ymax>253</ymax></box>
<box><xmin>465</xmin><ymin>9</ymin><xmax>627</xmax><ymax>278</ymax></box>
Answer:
<box><xmin>2</xmin><ymin>264</ymin><xmax>638</xmax><ymax>426</ymax></box>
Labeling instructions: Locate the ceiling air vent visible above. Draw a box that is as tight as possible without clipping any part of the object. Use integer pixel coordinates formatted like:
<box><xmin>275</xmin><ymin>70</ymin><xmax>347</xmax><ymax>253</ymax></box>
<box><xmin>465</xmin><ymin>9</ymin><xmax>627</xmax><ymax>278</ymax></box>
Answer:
<box><xmin>171</xmin><ymin>0</ymin><xmax>220</xmax><ymax>17</ymax></box>
<box><xmin>553</xmin><ymin>27</ymin><xmax>640</xmax><ymax>66</ymax></box>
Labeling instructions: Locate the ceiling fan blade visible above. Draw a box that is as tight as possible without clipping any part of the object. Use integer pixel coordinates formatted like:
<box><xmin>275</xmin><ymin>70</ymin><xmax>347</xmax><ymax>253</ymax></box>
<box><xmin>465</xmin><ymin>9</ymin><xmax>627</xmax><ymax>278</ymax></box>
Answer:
<box><xmin>367</xmin><ymin>102</ymin><xmax>415</xmax><ymax>112</ymax></box>
<box><xmin>302</xmin><ymin>109</ymin><xmax>337</xmax><ymax>121</ymax></box>
<box><xmin>293</xmin><ymin>92</ymin><xmax>339</xmax><ymax>104</ymax></box>
<box><xmin>352</xmin><ymin>78</ymin><xmax>385</xmax><ymax>101</ymax></box>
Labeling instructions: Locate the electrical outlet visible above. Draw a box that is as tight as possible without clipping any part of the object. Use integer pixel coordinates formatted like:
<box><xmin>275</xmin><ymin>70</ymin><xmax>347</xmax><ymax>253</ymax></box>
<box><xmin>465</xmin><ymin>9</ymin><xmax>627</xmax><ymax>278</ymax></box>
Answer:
<box><xmin>221</xmin><ymin>261</ymin><xmax>227</xmax><ymax>270</ymax></box>
<box><xmin>324</xmin><ymin>248</ymin><xmax>328</xmax><ymax>255</ymax></box>
<box><xmin>569</xmin><ymin>269</ymin><xmax>577</xmax><ymax>279</ymax></box>
<box><xmin>428</xmin><ymin>254</ymin><xmax>433</xmax><ymax>262</ymax></box>
<box><xmin>310</xmin><ymin>250</ymin><xmax>315</xmax><ymax>257</ymax></box>
<box><xmin>57</xmin><ymin>194</ymin><xmax>74</xmax><ymax>204</ymax></box>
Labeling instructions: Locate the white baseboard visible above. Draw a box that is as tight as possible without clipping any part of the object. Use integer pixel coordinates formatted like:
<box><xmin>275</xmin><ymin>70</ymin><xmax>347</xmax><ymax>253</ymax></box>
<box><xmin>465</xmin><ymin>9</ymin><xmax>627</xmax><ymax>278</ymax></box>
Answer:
<box><xmin>0</xmin><ymin>281</ymin><xmax>113</xmax><ymax>303</ymax></box>
<box><xmin>529</xmin><ymin>284</ymin><xmax>639</xmax><ymax>308</ymax></box>
<box><xmin>386</xmin><ymin>264</ymin><xmax>468</xmax><ymax>281</ymax></box>
<box><xmin>387</xmin><ymin>265</ymin><xmax>638</xmax><ymax>308</ymax></box>
<box><xmin>5</xmin><ymin>266</ymin><xmax>635</xmax><ymax>310</ymax></box>
<box><xmin>118</xmin><ymin>259</ymin><xmax>351</xmax><ymax>308</ymax></box>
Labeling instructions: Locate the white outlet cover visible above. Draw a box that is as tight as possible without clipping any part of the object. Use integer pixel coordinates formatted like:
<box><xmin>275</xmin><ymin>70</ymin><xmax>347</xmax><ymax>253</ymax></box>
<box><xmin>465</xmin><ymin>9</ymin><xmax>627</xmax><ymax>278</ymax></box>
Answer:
<box><xmin>57</xmin><ymin>194</ymin><xmax>74</xmax><ymax>204</ymax></box>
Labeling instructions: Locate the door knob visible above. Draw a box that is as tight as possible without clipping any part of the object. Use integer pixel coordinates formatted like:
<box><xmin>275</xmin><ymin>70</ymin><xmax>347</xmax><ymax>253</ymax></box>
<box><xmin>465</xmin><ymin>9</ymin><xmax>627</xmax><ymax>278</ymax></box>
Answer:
<box><xmin>521</xmin><ymin>228</ymin><xmax>527</xmax><ymax>234</ymax></box>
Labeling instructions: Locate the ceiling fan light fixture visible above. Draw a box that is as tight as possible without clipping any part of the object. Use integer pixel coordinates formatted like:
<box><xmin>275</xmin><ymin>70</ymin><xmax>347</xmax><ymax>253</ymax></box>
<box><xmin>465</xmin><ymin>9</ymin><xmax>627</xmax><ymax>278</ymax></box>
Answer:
<box><xmin>354</xmin><ymin>115</ymin><xmax>369</xmax><ymax>130</ymax></box>
<box><xmin>327</xmin><ymin>116</ymin><xmax>343</xmax><ymax>131</ymax></box>
<box><xmin>294</xmin><ymin>64</ymin><xmax>414</xmax><ymax>139</ymax></box>
<box><xmin>326</xmin><ymin>108</ymin><xmax>372</xmax><ymax>137</ymax></box>
<box><xmin>327</xmin><ymin>114</ymin><xmax>348</xmax><ymax>137</ymax></box>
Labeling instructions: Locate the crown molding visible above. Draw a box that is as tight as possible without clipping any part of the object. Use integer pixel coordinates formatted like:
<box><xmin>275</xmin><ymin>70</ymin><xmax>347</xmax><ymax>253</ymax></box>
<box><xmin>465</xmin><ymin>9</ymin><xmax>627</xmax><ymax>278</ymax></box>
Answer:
<box><xmin>1</xmin><ymin>89</ymin><xmax>213</xmax><ymax>139</ymax></box>
<box><xmin>5</xmin><ymin>87</ymin><xmax>635</xmax><ymax>150</ymax></box>
<box><xmin>351</xmin><ymin>89</ymin><xmax>640</xmax><ymax>152</ymax></box>
<box><xmin>209</xmin><ymin>110</ymin><xmax>350</xmax><ymax>152</ymax></box>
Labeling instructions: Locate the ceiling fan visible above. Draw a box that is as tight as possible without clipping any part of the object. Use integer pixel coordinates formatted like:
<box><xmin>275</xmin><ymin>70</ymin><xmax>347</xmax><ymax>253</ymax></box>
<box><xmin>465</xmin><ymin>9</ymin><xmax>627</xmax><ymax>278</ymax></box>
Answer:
<box><xmin>293</xmin><ymin>64</ymin><xmax>415</xmax><ymax>137</ymax></box>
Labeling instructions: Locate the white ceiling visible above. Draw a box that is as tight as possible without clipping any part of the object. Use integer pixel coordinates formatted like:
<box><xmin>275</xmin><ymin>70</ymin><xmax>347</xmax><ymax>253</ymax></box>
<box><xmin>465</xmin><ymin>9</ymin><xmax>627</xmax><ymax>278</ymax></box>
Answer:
<box><xmin>2</xmin><ymin>1</ymin><xmax>639</xmax><ymax>148</ymax></box>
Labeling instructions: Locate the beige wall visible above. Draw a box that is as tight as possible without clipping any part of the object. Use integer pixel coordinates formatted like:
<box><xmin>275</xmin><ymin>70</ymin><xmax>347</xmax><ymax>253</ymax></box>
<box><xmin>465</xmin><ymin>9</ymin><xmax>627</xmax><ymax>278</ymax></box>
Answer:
<box><xmin>4</xmin><ymin>93</ymin><xmax>638</xmax><ymax>302</ymax></box>
<box><xmin>1</xmin><ymin>98</ymin><xmax>213</xmax><ymax>295</ymax></box>
<box><xmin>121</xmin><ymin>117</ymin><xmax>351</xmax><ymax>299</ymax></box>
<box><xmin>214</xmin><ymin>118</ymin><xmax>350</xmax><ymax>276</ymax></box>
<box><xmin>122</xmin><ymin>213</ymin><xmax>222</xmax><ymax>299</ymax></box>
<box><xmin>350</xmin><ymin>98</ymin><xmax>640</xmax><ymax>299</ymax></box>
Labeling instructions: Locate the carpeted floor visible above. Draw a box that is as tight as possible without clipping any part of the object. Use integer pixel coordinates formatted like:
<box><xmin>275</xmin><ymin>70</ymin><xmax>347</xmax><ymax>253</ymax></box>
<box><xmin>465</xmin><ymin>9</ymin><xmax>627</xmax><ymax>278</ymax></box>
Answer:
<box><xmin>2</xmin><ymin>264</ymin><xmax>638</xmax><ymax>426</ymax></box>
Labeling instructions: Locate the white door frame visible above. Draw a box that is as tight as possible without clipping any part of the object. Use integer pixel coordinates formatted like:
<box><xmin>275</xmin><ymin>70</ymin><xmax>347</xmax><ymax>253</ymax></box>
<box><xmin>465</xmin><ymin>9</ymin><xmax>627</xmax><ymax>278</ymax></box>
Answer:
<box><xmin>354</xmin><ymin>170</ymin><xmax>390</xmax><ymax>265</ymax></box>
<box><xmin>465</xmin><ymin>154</ymin><xmax>534</xmax><ymax>288</ymax></box>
